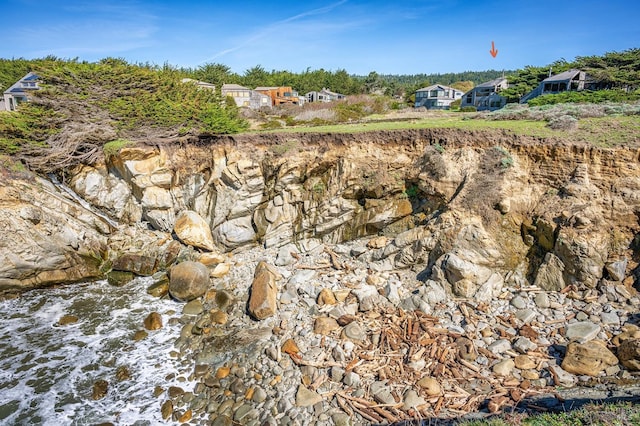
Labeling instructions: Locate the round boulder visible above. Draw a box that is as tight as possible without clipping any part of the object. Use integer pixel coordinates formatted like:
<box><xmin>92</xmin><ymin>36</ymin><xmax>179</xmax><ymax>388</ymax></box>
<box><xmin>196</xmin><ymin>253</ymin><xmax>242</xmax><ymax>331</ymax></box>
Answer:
<box><xmin>169</xmin><ymin>261</ymin><xmax>210</xmax><ymax>302</ymax></box>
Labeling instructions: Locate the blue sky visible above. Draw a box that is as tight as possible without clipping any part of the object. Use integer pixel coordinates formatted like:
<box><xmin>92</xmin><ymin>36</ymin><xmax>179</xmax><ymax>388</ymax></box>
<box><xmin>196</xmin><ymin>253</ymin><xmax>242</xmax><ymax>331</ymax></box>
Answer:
<box><xmin>2</xmin><ymin>0</ymin><xmax>639</xmax><ymax>75</ymax></box>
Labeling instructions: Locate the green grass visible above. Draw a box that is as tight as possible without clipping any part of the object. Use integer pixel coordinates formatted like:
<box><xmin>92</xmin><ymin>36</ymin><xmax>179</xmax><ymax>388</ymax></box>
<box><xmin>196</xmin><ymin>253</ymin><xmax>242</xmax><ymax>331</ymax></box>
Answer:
<box><xmin>459</xmin><ymin>401</ymin><xmax>640</xmax><ymax>426</ymax></box>
<box><xmin>252</xmin><ymin>109</ymin><xmax>640</xmax><ymax>147</ymax></box>
<box><xmin>257</xmin><ymin>113</ymin><xmax>555</xmax><ymax>137</ymax></box>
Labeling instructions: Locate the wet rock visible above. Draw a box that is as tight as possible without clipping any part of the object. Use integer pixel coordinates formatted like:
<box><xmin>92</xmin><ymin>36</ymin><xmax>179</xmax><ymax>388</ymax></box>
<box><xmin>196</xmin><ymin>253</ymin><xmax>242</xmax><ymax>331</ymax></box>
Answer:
<box><xmin>174</xmin><ymin>210</ymin><xmax>216</xmax><ymax>252</ymax></box>
<box><xmin>214</xmin><ymin>290</ymin><xmax>234</xmax><ymax>311</ymax></box>
<box><xmin>561</xmin><ymin>340</ymin><xmax>618</xmax><ymax>376</ymax></box>
<box><xmin>160</xmin><ymin>400</ymin><xmax>173</xmax><ymax>420</ymax></box>
<box><xmin>210</xmin><ymin>310</ymin><xmax>228</xmax><ymax>325</ymax></box>
<box><xmin>168</xmin><ymin>386</ymin><xmax>184</xmax><ymax>398</ymax></box>
<box><xmin>107</xmin><ymin>270</ymin><xmax>134</xmax><ymax>287</ymax></box>
<box><xmin>177</xmin><ymin>409</ymin><xmax>192</xmax><ymax>423</ymax></box>
<box><xmin>169</xmin><ymin>261</ymin><xmax>210</xmax><ymax>302</ymax></box>
<box><xmin>57</xmin><ymin>314</ymin><xmax>79</xmax><ymax>326</ymax></box>
<box><xmin>115</xmin><ymin>365</ymin><xmax>131</xmax><ymax>381</ymax></box>
<box><xmin>92</xmin><ymin>379</ymin><xmax>109</xmax><ymax>400</ymax></box>
<box><xmin>617</xmin><ymin>338</ymin><xmax>640</xmax><ymax>371</ymax></box>
<box><xmin>210</xmin><ymin>263</ymin><xmax>231</xmax><ymax>278</ymax></box>
<box><xmin>295</xmin><ymin>385</ymin><xmax>322</xmax><ymax>407</ymax></box>
<box><xmin>248</xmin><ymin>261</ymin><xmax>280</xmax><ymax>320</ymax></box>
<box><xmin>143</xmin><ymin>312</ymin><xmax>162</xmax><ymax>330</ymax></box>
<box><xmin>565</xmin><ymin>321</ymin><xmax>601</xmax><ymax>343</ymax></box>
<box><xmin>112</xmin><ymin>253</ymin><xmax>157</xmax><ymax>276</ymax></box>
<box><xmin>183</xmin><ymin>299</ymin><xmax>204</xmax><ymax>315</ymax></box>
<box><xmin>133</xmin><ymin>330</ymin><xmax>148</xmax><ymax>341</ymax></box>
<box><xmin>146</xmin><ymin>278</ymin><xmax>169</xmax><ymax>297</ymax></box>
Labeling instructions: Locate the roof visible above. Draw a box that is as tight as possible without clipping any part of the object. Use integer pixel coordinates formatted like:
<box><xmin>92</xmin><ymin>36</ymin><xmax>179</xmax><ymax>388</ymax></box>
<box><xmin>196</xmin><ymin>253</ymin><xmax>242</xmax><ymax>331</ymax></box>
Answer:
<box><xmin>254</xmin><ymin>86</ymin><xmax>282</xmax><ymax>91</ymax></box>
<box><xmin>543</xmin><ymin>69</ymin><xmax>582</xmax><ymax>82</ymax></box>
<box><xmin>476</xmin><ymin>77</ymin><xmax>508</xmax><ymax>88</ymax></box>
<box><xmin>222</xmin><ymin>84</ymin><xmax>250</xmax><ymax>90</ymax></box>
<box><xmin>4</xmin><ymin>72</ymin><xmax>40</xmax><ymax>96</ymax></box>
<box><xmin>416</xmin><ymin>84</ymin><xmax>461</xmax><ymax>92</ymax></box>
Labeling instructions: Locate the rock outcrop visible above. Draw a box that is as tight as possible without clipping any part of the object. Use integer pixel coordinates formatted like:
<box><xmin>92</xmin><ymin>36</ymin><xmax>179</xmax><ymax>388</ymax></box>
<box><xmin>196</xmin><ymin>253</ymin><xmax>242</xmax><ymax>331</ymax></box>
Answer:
<box><xmin>3</xmin><ymin>128</ymin><xmax>640</xmax><ymax>297</ymax></box>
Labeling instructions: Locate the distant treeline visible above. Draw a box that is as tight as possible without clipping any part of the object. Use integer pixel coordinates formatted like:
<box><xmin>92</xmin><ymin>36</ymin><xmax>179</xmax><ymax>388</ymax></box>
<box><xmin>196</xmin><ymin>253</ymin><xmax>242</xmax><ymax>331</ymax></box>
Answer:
<box><xmin>0</xmin><ymin>56</ymin><xmax>509</xmax><ymax>102</ymax></box>
<box><xmin>1</xmin><ymin>48</ymin><xmax>638</xmax><ymax>103</ymax></box>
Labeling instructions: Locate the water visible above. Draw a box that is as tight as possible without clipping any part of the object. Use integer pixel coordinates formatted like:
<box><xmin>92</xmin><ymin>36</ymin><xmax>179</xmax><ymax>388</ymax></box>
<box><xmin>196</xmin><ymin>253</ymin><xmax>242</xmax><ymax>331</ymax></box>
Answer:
<box><xmin>0</xmin><ymin>278</ymin><xmax>189</xmax><ymax>425</ymax></box>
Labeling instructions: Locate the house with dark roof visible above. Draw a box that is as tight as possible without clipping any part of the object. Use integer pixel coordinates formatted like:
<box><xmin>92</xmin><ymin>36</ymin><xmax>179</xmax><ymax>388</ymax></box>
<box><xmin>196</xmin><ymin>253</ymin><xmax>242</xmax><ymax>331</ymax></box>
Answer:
<box><xmin>460</xmin><ymin>77</ymin><xmax>508</xmax><ymax>111</ymax></box>
<box><xmin>305</xmin><ymin>88</ymin><xmax>346</xmax><ymax>103</ymax></box>
<box><xmin>221</xmin><ymin>84</ymin><xmax>272</xmax><ymax>109</ymax></box>
<box><xmin>3</xmin><ymin>72</ymin><xmax>40</xmax><ymax>111</ymax></box>
<box><xmin>520</xmin><ymin>69</ymin><xmax>597</xmax><ymax>103</ymax></box>
<box><xmin>414</xmin><ymin>84</ymin><xmax>463</xmax><ymax>109</ymax></box>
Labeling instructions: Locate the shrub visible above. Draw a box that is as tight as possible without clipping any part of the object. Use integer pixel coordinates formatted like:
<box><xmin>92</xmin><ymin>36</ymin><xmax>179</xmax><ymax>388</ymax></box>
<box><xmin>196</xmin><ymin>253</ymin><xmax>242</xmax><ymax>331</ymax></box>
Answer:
<box><xmin>460</xmin><ymin>106</ymin><xmax>477</xmax><ymax>112</ymax></box>
<box><xmin>103</xmin><ymin>138</ymin><xmax>132</xmax><ymax>158</ymax></box>
<box><xmin>547</xmin><ymin>114</ymin><xmax>579</xmax><ymax>130</ymax></box>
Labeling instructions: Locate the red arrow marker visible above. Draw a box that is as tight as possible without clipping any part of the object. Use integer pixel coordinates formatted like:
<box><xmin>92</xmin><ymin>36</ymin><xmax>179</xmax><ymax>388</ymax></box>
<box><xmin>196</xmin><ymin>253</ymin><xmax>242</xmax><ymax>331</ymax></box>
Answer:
<box><xmin>490</xmin><ymin>41</ymin><xmax>498</xmax><ymax>58</ymax></box>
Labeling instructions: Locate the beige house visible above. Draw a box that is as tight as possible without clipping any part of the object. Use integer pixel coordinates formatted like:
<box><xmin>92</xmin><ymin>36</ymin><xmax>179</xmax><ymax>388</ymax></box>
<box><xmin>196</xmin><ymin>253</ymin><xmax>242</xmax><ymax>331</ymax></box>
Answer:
<box><xmin>221</xmin><ymin>84</ymin><xmax>272</xmax><ymax>109</ymax></box>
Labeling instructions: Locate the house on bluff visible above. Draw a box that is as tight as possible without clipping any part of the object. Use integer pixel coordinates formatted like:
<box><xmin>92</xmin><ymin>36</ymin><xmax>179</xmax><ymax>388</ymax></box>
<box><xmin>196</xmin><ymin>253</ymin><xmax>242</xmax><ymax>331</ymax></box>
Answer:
<box><xmin>414</xmin><ymin>84</ymin><xmax>463</xmax><ymax>109</ymax></box>
<box><xmin>2</xmin><ymin>72</ymin><xmax>40</xmax><ymax>111</ymax></box>
<box><xmin>520</xmin><ymin>69</ymin><xmax>597</xmax><ymax>103</ymax></box>
<box><xmin>460</xmin><ymin>77</ymin><xmax>508</xmax><ymax>111</ymax></box>
<box><xmin>305</xmin><ymin>88</ymin><xmax>346</xmax><ymax>103</ymax></box>
<box><xmin>221</xmin><ymin>84</ymin><xmax>272</xmax><ymax>109</ymax></box>
<box><xmin>255</xmin><ymin>86</ymin><xmax>302</xmax><ymax>106</ymax></box>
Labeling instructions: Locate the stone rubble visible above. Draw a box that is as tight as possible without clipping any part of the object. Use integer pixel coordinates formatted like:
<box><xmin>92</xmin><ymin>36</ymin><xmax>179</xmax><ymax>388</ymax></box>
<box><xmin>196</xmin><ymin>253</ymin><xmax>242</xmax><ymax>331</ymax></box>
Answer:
<box><xmin>139</xmin><ymin>234</ymin><xmax>640</xmax><ymax>425</ymax></box>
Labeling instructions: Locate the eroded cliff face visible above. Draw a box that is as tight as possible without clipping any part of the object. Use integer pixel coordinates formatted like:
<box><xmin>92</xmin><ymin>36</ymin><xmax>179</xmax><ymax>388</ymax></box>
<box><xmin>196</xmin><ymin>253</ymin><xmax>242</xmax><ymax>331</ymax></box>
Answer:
<box><xmin>2</xmin><ymin>128</ymin><xmax>640</xmax><ymax>297</ymax></box>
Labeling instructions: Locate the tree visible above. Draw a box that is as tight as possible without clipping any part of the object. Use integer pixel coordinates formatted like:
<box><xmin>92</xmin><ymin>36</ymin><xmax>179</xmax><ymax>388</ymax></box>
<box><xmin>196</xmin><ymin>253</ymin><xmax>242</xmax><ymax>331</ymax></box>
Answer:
<box><xmin>194</xmin><ymin>63</ymin><xmax>239</xmax><ymax>87</ymax></box>
<box><xmin>451</xmin><ymin>81</ymin><xmax>474</xmax><ymax>93</ymax></box>
<box><xmin>242</xmin><ymin>65</ymin><xmax>270</xmax><ymax>88</ymax></box>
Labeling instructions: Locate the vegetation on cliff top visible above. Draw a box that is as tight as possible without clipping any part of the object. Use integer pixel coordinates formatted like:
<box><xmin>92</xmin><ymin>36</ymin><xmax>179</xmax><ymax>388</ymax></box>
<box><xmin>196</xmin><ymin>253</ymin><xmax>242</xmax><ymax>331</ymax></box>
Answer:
<box><xmin>0</xmin><ymin>49</ymin><xmax>639</xmax><ymax>172</ymax></box>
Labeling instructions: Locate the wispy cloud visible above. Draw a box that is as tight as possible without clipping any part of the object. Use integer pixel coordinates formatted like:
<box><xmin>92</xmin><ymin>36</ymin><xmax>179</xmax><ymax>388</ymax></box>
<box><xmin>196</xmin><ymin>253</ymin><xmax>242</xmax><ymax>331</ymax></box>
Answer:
<box><xmin>199</xmin><ymin>0</ymin><xmax>350</xmax><ymax>64</ymax></box>
<box><xmin>9</xmin><ymin>1</ymin><xmax>158</xmax><ymax>59</ymax></box>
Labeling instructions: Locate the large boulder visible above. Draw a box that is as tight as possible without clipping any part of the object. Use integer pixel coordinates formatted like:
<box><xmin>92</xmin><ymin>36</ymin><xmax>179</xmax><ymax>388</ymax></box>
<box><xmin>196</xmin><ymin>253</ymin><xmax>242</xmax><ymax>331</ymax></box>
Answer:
<box><xmin>173</xmin><ymin>210</ymin><xmax>216</xmax><ymax>251</ymax></box>
<box><xmin>534</xmin><ymin>252</ymin><xmax>566</xmax><ymax>291</ymax></box>
<box><xmin>169</xmin><ymin>261</ymin><xmax>210</xmax><ymax>301</ymax></box>
<box><xmin>561</xmin><ymin>340</ymin><xmax>618</xmax><ymax>376</ymax></box>
<box><xmin>248</xmin><ymin>261</ymin><xmax>280</xmax><ymax>320</ymax></box>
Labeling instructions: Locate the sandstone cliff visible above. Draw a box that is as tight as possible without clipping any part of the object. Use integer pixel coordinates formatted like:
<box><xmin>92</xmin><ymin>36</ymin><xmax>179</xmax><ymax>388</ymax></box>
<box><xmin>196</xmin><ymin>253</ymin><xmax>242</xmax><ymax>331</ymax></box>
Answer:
<box><xmin>2</xmin><ymin>128</ymin><xmax>639</xmax><ymax>298</ymax></box>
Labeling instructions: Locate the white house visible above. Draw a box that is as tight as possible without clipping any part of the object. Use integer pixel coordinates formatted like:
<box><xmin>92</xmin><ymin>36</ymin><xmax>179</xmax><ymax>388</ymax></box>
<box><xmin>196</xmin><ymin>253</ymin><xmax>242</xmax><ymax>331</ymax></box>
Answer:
<box><xmin>305</xmin><ymin>88</ymin><xmax>346</xmax><ymax>103</ymax></box>
<box><xmin>414</xmin><ymin>84</ymin><xmax>463</xmax><ymax>109</ymax></box>
<box><xmin>3</xmin><ymin>72</ymin><xmax>40</xmax><ymax>111</ymax></box>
